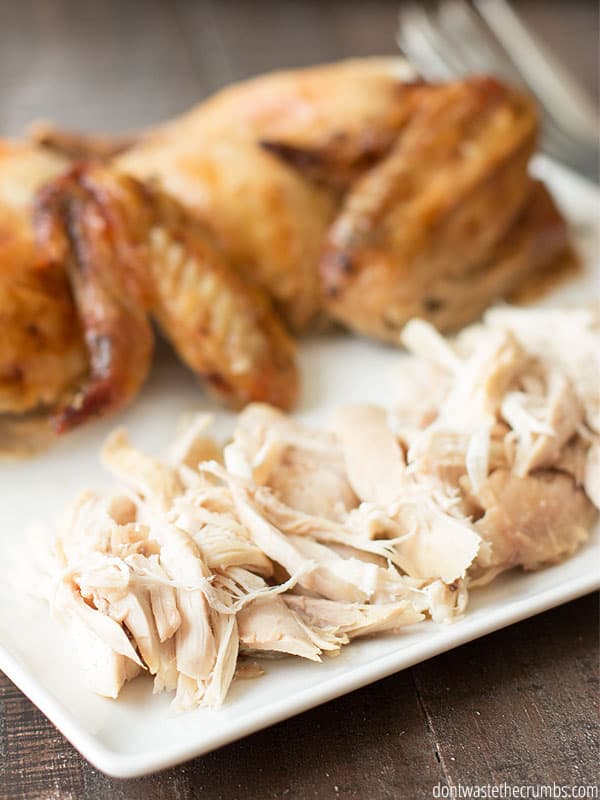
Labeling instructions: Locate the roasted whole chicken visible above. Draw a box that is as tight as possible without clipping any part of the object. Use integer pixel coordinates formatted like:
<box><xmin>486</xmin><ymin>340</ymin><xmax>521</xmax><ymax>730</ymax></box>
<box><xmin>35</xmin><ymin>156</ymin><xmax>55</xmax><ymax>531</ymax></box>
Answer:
<box><xmin>0</xmin><ymin>58</ymin><xmax>571</xmax><ymax>441</ymax></box>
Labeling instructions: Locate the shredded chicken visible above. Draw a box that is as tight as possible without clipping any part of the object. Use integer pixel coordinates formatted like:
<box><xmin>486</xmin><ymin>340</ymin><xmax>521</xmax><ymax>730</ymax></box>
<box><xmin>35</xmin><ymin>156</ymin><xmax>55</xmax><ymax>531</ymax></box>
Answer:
<box><xmin>224</xmin><ymin>404</ymin><xmax>358</xmax><ymax>520</ymax></box>
<box><xmin>397</xmin><ymin>305</ymin><xmax>599</xmax><ymax>581</ymax></box>
<box><xmin>36</xmin><ymin>305</ymin><xmax>598</xmax><ymax>709</ymax></box>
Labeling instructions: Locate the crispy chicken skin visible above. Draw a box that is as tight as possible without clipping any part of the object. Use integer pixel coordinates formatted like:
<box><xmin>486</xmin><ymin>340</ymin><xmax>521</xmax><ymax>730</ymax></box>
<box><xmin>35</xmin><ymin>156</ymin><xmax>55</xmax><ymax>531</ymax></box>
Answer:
<box><xmin>114</xmin><ymin>60</ymin><xmax>431</xmax><ymax>329</ymax></box>
<box><xmin>38</xmin><ymin>59</ymin><xmax>437</xmax><ymax>330</ymax></box>
<box><xmin>29</xmin><ymin>117</ymin><xmax>334</xmax><ymax>331</ymax></box>
<box><xmin>34</xmin><ymin>165</ymin><xmax>155</xmax><ymax>432</ymax></box>
<box><xmin>32</xmin><ymin>163</ymin><xmax>298</xmax><ymax>429</ymax></box>
<box><xmin>321</xmin><ymin>77</ymin><xmax>545</xmax><ymax>339</ymax></box>
<box><xmin>146</xmin><ymin>190</ymin><xmax>298</xmax><ymax>411</ymax></box>
<box><xmin>324</xmin><ymin>178</ymin><xmax>568</xmax><ymax>340</ymax></box>
<box><xmin>117</xmin><ymin>137</ymin><xmax>336</xmax><ymax>333</ymax></box>
<box><xmin>0</xmin><ymin>141</ymin><xmax>86</xmax><ymax>417</ymax></box>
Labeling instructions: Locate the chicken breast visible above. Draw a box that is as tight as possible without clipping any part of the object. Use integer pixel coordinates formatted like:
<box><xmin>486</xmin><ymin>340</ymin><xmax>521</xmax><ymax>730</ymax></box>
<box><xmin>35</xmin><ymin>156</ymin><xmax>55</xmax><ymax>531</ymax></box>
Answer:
<box><xmin>332</xmin><ymin>404</ymin><xmax>406</xmax><ymax>505</ymax></box>
<box><xmin>284</xmin><ymin>595</ymin><xmax>423</xmax><ymax>639</ymax></box>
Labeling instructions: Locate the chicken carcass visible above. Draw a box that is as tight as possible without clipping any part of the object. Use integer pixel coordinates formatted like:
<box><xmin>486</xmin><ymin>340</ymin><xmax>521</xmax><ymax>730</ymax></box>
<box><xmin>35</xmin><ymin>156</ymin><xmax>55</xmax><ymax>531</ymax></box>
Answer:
<box><xmin>1</xmin><ymin>60</ymin><xmax>573</xmax><ymax>445</ymax></box>
<box><xmin>37</xmin><ymin>61</ymin><xmax>570</xmax><ymax>338</ymax></box>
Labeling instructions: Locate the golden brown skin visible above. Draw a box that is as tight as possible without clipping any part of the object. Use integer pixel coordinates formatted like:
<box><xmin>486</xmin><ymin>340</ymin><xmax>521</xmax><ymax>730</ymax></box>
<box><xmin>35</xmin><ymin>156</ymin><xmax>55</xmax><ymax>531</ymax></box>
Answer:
<box><xmin>118</xmin><ymin>135</ymin><xmax>336</xmax><ymax>332</ymax></box>
<box><xmin>146</xmin><ymin>189</ymin><xmax>298</xmax><ymax>411</ymax></box>
<box><xmin>320</xmin><ymin>77</ymin><xmax>547</xmax><ymax>339</ymax></box>
<box><xmin>34</xmin><ymin>164</ymin><xmax>155</xmax><ymax>432</ymax></box>
<box><xmin>0</xmin><ymin>141</ymin><xmax>298</xmax><ymax>436</ymax></box>
<box><xmin>114</xmin><ymin>58</ymin><xmax>425</xmax><ymax>330</ymax></box>
<box><xmin>0</xmin><ymin>141</ymin><xmax>86</xmax><ymax>418</ymax></box>
<box><xmin>381</xmin><ymin>180</ymin><xmax>570</xmax><ymax>334</ymax></box>
<box><xmin>31</xmin><ymin>60</ymin><xmax>435</xmax><ymax>331</ymax></box>
<box><xmin>32</xmin><ymin>162</ymin><xmax>298</xmax><ymax>431</ymax></box>
<box><xmin>35</xmin><ymin>60</ymin><xmax>568</xmax><ymax>342</ymax></box>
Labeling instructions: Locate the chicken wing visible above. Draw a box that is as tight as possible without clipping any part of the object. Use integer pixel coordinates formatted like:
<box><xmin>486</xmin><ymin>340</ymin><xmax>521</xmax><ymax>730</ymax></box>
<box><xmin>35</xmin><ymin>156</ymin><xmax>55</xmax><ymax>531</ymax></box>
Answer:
<box><xmin>33</xmin><ymin>163</ymin><xmax>298</xmax><ymax>431</ymax></box>
<box><xmin>146</xmin><ymin>188</ymin><xmax>298</xmax><ymax>410</ymax></box>
<box><xmin>34</xmin><ymin>164</ymin><xmax>155</xmax><ymax>432</ymax></box>
<box><xmin>118</xmin><ymin>137</ymin><xmax>335</xmax><ymax>332</ymax></box>
<box><xmin>0</xmin><ymin>146</ymin><xmax>298</xmax><ymax>440</ymax></box>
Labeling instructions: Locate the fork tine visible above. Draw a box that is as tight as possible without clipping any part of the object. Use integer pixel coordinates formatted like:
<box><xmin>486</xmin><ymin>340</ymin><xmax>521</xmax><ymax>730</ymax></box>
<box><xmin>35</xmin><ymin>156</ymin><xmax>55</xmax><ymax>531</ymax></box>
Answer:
<box><xmin>437</xmin><ymin>0</ymin><xmax>597</xmax><ymax>169</ymax></box>
<box><xmin>435</xmin><ymin>0</ymin><xmax>522</xmax><ymax>82</ymax></box>
<box><xmin>397</xmin><ymin>0</ymin><xmax>597</xmax><ymax>173</ymax></box>
<box><xmin>399</xmin><ymin>2</ymin><xmax>545</xmax><ymax>144</ymax></box>
<box><xmin>541</xmin><ymin>115</ymin><xmax>597</xmax><ymax>173</ymax></box>
<box><xmin>475</xmin><ymin>0</ymin><xmax>599</xmax><ymax>146</ymax></box>
<box><xmin>397</xmin><ymin>4</ymin><xmax>458</xmax><ymax>81</ymax></box>
<box><xmin>404</xmin><ymin>3</ymin><xmax>473</xmax><ymax>77</ymax></box>
<box><xmin>436</xmin><ymin>3</ymin><xmax>593</xmax><ymax>153</ymax></box>
<box><xmin>542</xmin><ymin>118</ymin><xmax>585</xmax><ymax>161</ymax></box>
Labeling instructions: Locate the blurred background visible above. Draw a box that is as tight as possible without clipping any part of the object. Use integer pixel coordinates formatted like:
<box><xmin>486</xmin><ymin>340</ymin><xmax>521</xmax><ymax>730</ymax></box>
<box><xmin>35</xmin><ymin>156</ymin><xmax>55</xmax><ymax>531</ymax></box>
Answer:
<box><xmin>1</xmin><ymin>0</ymin><xmax>598</xmax><ymax>175</ymax></box>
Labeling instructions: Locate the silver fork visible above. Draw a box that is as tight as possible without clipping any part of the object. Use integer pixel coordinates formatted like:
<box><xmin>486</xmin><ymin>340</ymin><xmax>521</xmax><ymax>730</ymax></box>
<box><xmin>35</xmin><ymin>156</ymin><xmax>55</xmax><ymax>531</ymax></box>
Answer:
<box><xmin>397</xmin><ymin>0</ymin><xmax>599</xmax><ymax>176</ymax></box>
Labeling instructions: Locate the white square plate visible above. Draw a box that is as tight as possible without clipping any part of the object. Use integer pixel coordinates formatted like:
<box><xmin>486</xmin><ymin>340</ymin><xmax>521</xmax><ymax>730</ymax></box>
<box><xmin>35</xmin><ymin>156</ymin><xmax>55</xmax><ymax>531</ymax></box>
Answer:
<box><xmin>0</xmin><ymin>156</ymin><xmax>598</xmax><ymax>778</ymax></box>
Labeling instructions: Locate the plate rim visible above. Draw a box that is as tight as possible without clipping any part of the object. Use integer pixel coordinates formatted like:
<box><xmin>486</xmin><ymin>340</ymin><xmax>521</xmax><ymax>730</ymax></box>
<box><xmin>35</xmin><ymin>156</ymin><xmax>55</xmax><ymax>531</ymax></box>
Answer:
<box><xmin>1</xmin><ymin>569</ymin><xmax>598</xmax><ymax>777</ymax></box>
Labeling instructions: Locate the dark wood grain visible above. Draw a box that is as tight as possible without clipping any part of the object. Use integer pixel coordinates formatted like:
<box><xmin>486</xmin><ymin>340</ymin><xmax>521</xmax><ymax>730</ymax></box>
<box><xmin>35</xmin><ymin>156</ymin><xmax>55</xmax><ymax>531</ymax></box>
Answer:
<box><xmin>413</xmin><ymin>594</ymin><xmax>600</xmax><ymax>789</ymax></box>
<box><xmin>0</xmin><ymin>1</ymin><xmax>598</xmax><ymax>797</ymax></box>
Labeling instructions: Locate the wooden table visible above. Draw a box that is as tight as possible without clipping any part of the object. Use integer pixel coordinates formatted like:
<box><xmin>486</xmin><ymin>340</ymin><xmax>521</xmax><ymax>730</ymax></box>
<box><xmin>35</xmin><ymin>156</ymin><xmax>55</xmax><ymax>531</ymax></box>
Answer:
<box><xmin>1</xmin><ymin>2</ymin><xmax>598</xmax><ymax>797</ymax></box>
